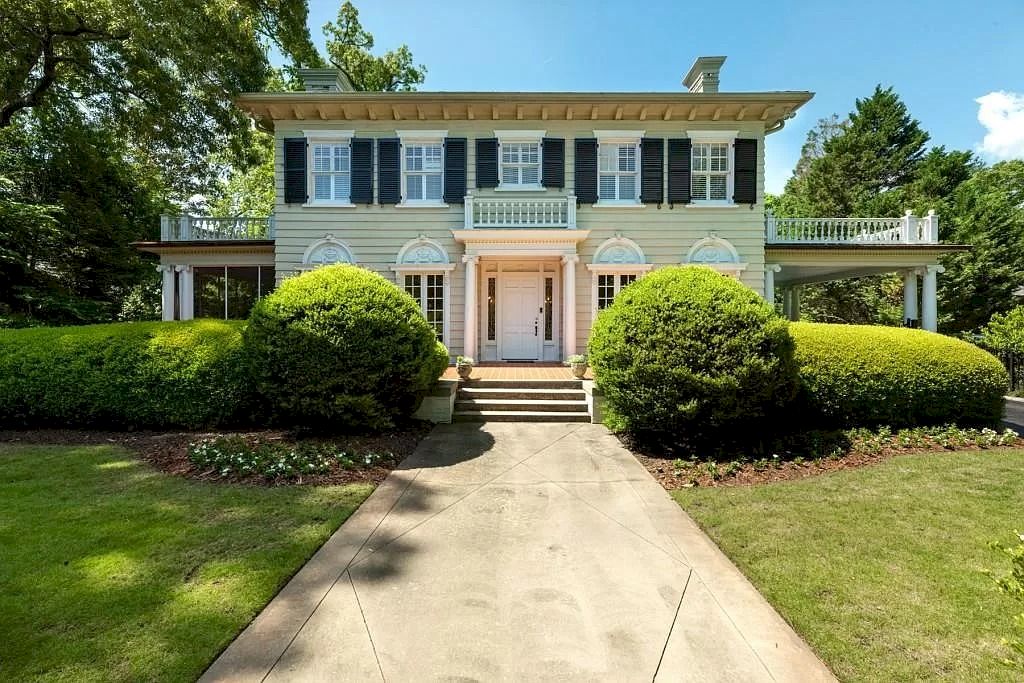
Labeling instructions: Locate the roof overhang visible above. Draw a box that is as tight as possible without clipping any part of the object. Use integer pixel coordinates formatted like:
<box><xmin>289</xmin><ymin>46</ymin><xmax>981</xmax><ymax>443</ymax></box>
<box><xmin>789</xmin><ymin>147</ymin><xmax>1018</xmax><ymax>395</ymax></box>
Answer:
<box><xmin>236</xmin><ymin>91</ymin><xmax>813</xmax><ymax>131</ymax></box>
<box><xmin>453</xmin><ymin>229</ymin><xmax>590</xmax><ymax>257</ymax></box>
<box><xmin>766</xmin><ymin>244</ymin><xmax>970</xmax><ymax>287</ymax></box>
<box><xmin>132</xmin><ymin>240</ymin><xmax>275</xmax><ymax>256</ymax></box>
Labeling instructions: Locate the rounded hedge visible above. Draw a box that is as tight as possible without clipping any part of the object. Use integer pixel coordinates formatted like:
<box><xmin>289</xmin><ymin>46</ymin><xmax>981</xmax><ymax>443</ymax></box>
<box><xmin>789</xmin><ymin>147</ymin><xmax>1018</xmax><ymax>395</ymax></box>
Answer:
<box><xmin>243</xmin><ymin>264</ymin><xmax>449</xmax><ymax>430</ymax></box>
<box><xmin>791</xmin><ymin>322</ymin><xmax>1008</xmax><ymax>428</ymax></box>
<box><xmin>0</xmin><ymin>320</ymin><xmax>252</xmax><ymax>429</ymax></box>
<box><xmin>588</xmin><ymin>266</ymin><xmax>798</xmax><ymax>449</ymax></box>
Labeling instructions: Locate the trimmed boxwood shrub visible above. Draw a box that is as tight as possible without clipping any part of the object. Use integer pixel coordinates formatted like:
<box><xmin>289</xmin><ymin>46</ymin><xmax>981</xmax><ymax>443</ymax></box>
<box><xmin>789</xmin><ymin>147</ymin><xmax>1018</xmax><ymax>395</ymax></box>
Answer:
<box><xmin>0</xmin><ymin>320</ymin><xmax>252</xmax><ymax>428</ymax></box>
<box><xmin>588</xmin><ymin>266</ymin><xmax>799</xmax><ymax>450</ymax></box>
<box><xmin>243</xmin><ymin>264</ymin><xmax>449</xmax><ymax>430</ymax></box>
<box><xmin>791</xmin><ymin>322</ymin><xmax>1008</xmax><ymax>428</ymax></box>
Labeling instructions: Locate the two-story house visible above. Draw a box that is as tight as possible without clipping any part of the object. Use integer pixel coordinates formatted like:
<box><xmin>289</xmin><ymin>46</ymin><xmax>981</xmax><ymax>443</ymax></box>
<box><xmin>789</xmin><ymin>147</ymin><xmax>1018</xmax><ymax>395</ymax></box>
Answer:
<box><xmin>136</xmin><ymin>56</ymin><xmax>963</xmax><ymax>364</ymax></box>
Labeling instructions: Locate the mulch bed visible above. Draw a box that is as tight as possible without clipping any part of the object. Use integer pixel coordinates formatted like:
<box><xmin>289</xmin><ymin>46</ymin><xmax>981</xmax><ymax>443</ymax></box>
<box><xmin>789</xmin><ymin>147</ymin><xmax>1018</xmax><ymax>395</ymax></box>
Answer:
<box><xmin>0</xmin><ymin>422</ymin><xmax>433</xmax><ymax>487</ymax></box>
<box><xmin>634</xmin><ymin>438</ymin><xmax>1024</xmax><ymax>490</ymax></box>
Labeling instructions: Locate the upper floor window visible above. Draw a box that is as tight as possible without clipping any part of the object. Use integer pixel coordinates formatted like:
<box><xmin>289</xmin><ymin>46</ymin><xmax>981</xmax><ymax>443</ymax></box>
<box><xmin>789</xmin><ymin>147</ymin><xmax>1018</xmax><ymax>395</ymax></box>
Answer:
<box><xmin>501</xmin><ymin>142</ymin><xmax>540</xmax><ymax>187</ymax></box>
<box><xmin>691</xmin><ymin>142</ymin><xmax>731</xmax><ymax>202</ymax></box>
<box><xmin>598</xmin><ymin>143</ymin><xmax>639</xmax><ymax>202</ymax></box>
<box><xmin>311</xmin><ymin>142</ymin><xmax>351</xmax><ymax>202</ymax></box>
<box><xmin>404</xmin><ymin>142</ymin><xmax>443</xmax><ymax>202</ymax></box>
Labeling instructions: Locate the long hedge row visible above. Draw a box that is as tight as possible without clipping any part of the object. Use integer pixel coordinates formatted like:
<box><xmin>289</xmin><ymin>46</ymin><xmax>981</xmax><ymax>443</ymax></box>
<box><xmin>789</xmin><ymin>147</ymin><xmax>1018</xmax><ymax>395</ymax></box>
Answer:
<box><xmin>0</xmin><ymin>320</ymin><xmax>253</xmax><ymax>429</ymax></box>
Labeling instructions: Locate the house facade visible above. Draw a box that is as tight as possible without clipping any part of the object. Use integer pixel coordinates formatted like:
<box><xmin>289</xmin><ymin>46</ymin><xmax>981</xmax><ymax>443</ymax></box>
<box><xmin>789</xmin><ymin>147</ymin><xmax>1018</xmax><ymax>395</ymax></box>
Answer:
<box><xmin>136</xmin><ymin>57</ymin><xmax>963</xmax><ymax>362</ymax></box>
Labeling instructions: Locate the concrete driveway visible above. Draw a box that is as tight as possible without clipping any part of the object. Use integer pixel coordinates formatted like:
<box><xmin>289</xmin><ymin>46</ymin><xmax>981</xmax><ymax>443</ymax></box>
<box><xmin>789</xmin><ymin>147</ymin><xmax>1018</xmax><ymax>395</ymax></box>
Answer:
<box><xmin>202</xmin><ymin>423</ymin><xmax>834</xmax><ymax>682</ymax></box>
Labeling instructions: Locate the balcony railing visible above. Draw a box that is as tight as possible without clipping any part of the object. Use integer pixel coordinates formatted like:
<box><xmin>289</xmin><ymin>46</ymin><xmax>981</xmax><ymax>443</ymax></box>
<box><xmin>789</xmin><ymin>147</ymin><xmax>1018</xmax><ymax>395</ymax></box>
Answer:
<box><xmin>160</xmin><ymin>215</ymin><xmax>275</xmax><ymax>241</ymax></box>
<box><xmin>765</xmin><ymin>210</ymin><xmax>938</xmax><ymax>245</ymax></box>
<box><xmin>464</xmin><ymin>195</ymin><xmax>577</xmax><ymax>229</ymax></box>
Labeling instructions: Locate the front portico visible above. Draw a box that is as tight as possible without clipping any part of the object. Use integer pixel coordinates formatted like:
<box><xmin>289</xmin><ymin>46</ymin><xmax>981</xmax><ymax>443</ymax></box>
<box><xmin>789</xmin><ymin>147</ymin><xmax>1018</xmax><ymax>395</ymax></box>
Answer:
<box><xmin>453</xmin><ymin>229</ymin><xmax>589</xmax><ymax>362</ymax></box>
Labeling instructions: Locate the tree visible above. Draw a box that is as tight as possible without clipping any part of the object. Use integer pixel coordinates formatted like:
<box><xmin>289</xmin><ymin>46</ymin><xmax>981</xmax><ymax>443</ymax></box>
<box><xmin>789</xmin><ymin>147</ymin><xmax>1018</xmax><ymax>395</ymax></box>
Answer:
<box><xmin>0</xmin><ymin>0</ymin><xmax>319</xmax><ymax>196</ymax></box>
<box><xmin>941</xmin><ymin>161</ymin><xmax>1024</xmax><ymax>333</ymax></box>
<box><xmin>321</xmin><ymin>1</ymin><xmax>426</xmax><ymax>91</ymax></box>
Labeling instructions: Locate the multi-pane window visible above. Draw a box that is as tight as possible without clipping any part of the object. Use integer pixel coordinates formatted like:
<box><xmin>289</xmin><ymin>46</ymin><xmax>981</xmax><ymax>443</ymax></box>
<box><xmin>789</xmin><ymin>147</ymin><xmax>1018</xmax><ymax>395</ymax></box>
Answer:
<box><xmin>404</xmin><ymin>143</ymin><xmax>444</xmax><ymax>202</ymax></box>
<box><xmin>598</xmin><ymin>143</ymin><xmax>639</xmax><ymax>201</ymax></box>
<box><xmin>487</xmin><ymin>277</ymin><xmax>496</xmax><ymax>341</ymax></box>
<box><xmin>405</xmin><ymin>274</ymin><xmax>445</xmax><ymax>341</ymax></box>
<box><xmin>691</xmin><ymin>142</ymin><xmax>730</xmax><ymax>202</ymax></box>
<box><xmin>596</xmin><ymin>273</ymin><xmax>638</xmax><ymax>311</ymax></box>
<box><xmin>501</xmin><ymin>142</ymin><xmax>541</xmax><ymax>187</ymax></box>
<box><xmin>312</xmin><ymin>143</ymin><xmax>350</xmax><ymax>202</ymax></box>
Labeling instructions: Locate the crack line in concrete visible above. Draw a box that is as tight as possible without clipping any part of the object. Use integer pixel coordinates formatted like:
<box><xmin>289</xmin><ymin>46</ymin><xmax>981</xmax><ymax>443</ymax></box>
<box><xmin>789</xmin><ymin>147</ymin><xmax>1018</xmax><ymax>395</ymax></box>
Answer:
<box><xmin>652</xmin><ymin>568</ymin><xmax>692</xmax><ymax>682</ymax></box>
<box><xmin>258</xmin><ymin>464</ymin><xmax>426</xmax><ymax>682</ymax></box>
<box><xmin>347</xmin><ymin>423</ymin><xmax>586</xmax><ymax>569</ymax></box>
<box><xmin>348</xmin><ymin>570</ymin><xmax>387</xmax><ymax>682</ymax></box>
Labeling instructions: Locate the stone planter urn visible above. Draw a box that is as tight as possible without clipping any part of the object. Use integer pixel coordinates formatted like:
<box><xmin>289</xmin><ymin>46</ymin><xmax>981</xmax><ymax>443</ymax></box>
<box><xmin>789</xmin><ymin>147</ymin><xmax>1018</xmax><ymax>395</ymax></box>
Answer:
<box><xmin>456</xmin><ymin>356</ymin><xmax>474</xmax><ymax>380</ymax></box>
<box><xmin>569</xmin><ymin>362</ymin><xmax>588</xmax><ymax>379</ymax></box>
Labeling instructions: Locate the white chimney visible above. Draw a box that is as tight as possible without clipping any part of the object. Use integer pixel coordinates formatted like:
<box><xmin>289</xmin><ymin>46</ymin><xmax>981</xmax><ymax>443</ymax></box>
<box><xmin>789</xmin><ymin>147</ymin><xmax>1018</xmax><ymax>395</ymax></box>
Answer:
<box><xmin>297</xmin><ymin>68</ymin><xmax>354</xmax><ymax>92</ymax></box>
<box><xmin>683</xmin><ymin>56</ymin><xmax>726</xmax><ymax>94</ymax></box>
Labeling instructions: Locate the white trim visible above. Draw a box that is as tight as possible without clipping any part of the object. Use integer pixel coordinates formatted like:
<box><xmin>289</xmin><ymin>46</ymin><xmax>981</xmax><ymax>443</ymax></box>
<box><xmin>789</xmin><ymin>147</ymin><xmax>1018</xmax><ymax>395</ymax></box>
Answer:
<box><xmin>301</xmin><ymin>201</ymin><xmax>355</xmax><ymax>208</ymax></box>
<box><xmin>303</xmin><ymin>129</ymin><xmax>354</xmax><ymax>140</ymax></box>
<box><xmin>592</xmin><ymin>202</ymin><xmax>646</xmax><ymax>208</ymax></box>
<box><xmin>395</xmin><ymin>130</ymin><xmax>448</xmax><ymax>140</ymax></box>
<box><xmin>395</xmin><ymin>269</ymin><xmax>451</xmax><ymax>349</ymax></box>
<box><xmin>495</xmin><ymin>130</ymin><xmax>546</xmax><ymax>141</ymax></box>
<box><xmin>686</xmin><ymin>234</ymin><xmax>741</xmax><ymax>264</ymax></box>
<box><xmin>689</xmin><ymin>139</ymin><xmax>735</xmax><ymax>205</ymax></box>
<box><xmin>589</xmin><ymin>269</ymin><xmax>647</xmax><ymax>321</ymax></box>
<box><xmin>395</xmin><ymin>202</ymin><xmax>449</xmax><ymax>208</ymax></box>
<box><xmin>684</xmin><ymin>203</ymin><xmax>741</xmax><ymax>209</ymax></box>
<box><xmin>493</xmin><ymin>185</ymin><xmax>544</xmax><ymax>192</ymax></box>
<box><xmin>452</xmin><ymin>228</ymin><xmax>590</xmax><ymax>245</ymax></box>
<box><xmin>302</xmin><ymin>235</ymin><xmax>355</xmax><ymax>266</ymax></box>
<box><xmin>593</xmin><ymin>235</ymin><xmax>647</xmax><ymax>265</ymax></box>
<box><xmin>395</xmin><ymin>235</ymin><xmax>451</xmax><ymax>265</ymax></box>
<box><xmin>389</xmin><ymin>263</ymin><xmax>457</xmax><ymax>272</ymax></box>
<box><xmin>497</xmin><ymin>137</ymin><xmax>543</xmax><ymax>191</ymax></box>
<box><xmin>586</xmin><ymin>263</ymin><xmax>654</xmax><ymax>273</ymax></box>
<box><xmin>685</xmin><ymin>129</ymin><xmax>739</xmax><ymax>141</ymax></box>
<box><xmin>307</xmin><ymin>139</ymin><xmax>352</xmax><ymax>205</ymax></box>
<box><xmin>593</xmin><ymin>130</ymin><xmax>645</xmax><ymax>142</ymax></box>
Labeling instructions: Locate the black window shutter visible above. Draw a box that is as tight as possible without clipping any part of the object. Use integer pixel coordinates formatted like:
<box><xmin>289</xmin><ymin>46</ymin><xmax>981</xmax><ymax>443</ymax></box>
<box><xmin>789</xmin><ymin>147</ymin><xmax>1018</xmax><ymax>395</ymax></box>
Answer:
<box><xmin>283</xmin><ymin>137</ymin><xmax>307</xmax><ymax>204</ymax></box>
<box><xmin>475</xmin><ymin>138</ymin><xmax>499</xmax><ymax>188</ymax></box>
<box><xmin>667</xmin><ymin>138</ymin><xmax>692</xmax><ymax>206</ymax></box>
<box><xmin>349</xmin><ymin>138</ymin><xmax>373</xmax><ymax>204</ymax></box>
<box><xmin>541</xmin><ymin>137</ymin><xmax>565</xmax><ymax>189</ymax></box>
<box><xmin>443</xmin><ymin>137</ymin><xmax>467</xmax><ymax>204</ymax></box>
<box><xmin>377</xmin><ymin>137</ymin><xmax>401</xmax><ymax>204</ymax></box>
<box><xmin>733</xmin><ymin>138</ymin><xmax>757</xmax><ymax>204</ymax></box>
<box><xmin>574</xmin><ymin>138</ymin><xmax>598</xmax><ymax>204</ymax></box>
<box><xmin>640</xmin><ymin>137</ymin><xmax>664</xmax><ymax>205</ymax></box>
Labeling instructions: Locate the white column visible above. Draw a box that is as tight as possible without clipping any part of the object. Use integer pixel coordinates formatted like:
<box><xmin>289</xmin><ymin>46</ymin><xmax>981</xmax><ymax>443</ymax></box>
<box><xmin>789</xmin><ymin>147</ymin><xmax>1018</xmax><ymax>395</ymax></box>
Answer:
<box><xmin>790</xmin><ymin>285</ymin><xmax>801</xmax><ymax>321</ymax></box>
<box><xmin>158</xmin><ymin>265</ymin><xmax>175</xmax><ymax>321</ymax></box>
<box><xmin>903</xmin><ymin>269</ymin><xmax>919</xmax><ymax>326</ymax></box>
<box><xmin>764</xmin><ymin>264</ymin><xmax>781</xmax><ymax>308</ymax></box>
<box><xmin>561</xmin><ymin>255</ymin><xmax>579</xmax><ymax>359</ymax></box>
<box><xmin>921</xmin><ymin>265</ymin><xmax>943</xmax><ymax>332</ymax></box>
<box><xmin>462</xmin><ymin>255</ymin><xmax>479</xmax><ymax>358</ymax></box>
<box><xmin>176</xmin><ymin>265</ymin><xmax>194</xmax><ymax>320</ymax></box>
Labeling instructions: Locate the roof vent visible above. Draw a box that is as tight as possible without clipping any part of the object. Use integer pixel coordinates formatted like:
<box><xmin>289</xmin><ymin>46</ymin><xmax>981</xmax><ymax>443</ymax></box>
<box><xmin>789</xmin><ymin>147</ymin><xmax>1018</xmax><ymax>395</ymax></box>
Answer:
<box><xmin>683</xmin><ymin>56</ymin><xmax>726</xmax><ymax>94</ymax></box>
<box><xmin>297</xmin><ymin>68</ymin><xmax>355</xmax><ymax>93</ymax></box>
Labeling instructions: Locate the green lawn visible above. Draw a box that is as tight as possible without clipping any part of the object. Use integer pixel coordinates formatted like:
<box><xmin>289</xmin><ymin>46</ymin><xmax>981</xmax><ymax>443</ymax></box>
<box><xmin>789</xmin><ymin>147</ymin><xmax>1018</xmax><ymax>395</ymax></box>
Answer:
<box><xmin>0</xmin><ymin>444</ymin><xmax>373</xmax><ymax>682</ymax></box>
<box><xmin>674</xmin><ymin>449</ymin><xmax>1024</xmax><ymax>682</ymax></box>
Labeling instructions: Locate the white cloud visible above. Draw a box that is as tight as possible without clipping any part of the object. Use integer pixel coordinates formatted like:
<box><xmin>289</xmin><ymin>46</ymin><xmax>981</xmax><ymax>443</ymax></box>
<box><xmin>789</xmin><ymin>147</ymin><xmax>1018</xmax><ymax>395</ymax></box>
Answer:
<box><xmin>976</xmin><ymin>91</ymin><xmax>1024</xmax><ymax>160</ymax></box>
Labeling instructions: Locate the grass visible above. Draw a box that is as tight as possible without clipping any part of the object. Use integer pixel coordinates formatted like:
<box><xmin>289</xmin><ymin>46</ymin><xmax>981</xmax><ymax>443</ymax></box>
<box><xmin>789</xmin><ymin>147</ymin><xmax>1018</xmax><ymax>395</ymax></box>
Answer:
<box><xmin>0</xmin><ymin>444</ymin><xmax>373</xmax><ymax>682</ymax></box>
<box><xmin>673</xmin><ymin>448</ymin><xmax>1024</xmax><ymax>682</ymax></box>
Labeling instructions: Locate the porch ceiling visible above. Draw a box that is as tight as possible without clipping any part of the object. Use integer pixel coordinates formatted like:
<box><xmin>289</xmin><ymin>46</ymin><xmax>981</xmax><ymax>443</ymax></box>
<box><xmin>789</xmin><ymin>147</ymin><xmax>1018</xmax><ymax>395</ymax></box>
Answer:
<box><xmin>768</xmin><ymin>244</ymin><xmax>969</xmax><ymax>286</ymax></box>
<box><xmin>453</xmin><ymin>229</ymin><xmax>590</xmax><ymax>257</ymax></box>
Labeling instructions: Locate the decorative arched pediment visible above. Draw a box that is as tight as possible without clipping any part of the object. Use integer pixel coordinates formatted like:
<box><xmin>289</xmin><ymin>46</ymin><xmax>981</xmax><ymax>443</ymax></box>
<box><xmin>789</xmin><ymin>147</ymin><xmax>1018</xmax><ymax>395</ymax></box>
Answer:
<box><xmin>303</xmin><ymin>235</ymin><xmax>355</xmax><ymax>266</ymax></box>
<box><xmin>593</xmin><ymin>236</ymin><xmax>646</xmax><ymax>265</ymax></box>
<box><xmin>686</xmin><ymin>234</ymin><xmax>740</xmax><ymax>264</ymax></box>
<box><xmin>396</xmin><ymin>236</ymin><xmax>449</xmax><ymax>265</ymax></box>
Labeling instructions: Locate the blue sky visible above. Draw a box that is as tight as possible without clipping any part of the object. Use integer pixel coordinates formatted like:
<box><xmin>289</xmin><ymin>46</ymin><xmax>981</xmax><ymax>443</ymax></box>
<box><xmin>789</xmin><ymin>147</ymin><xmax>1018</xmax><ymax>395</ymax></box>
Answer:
<box><xmin>301</xmin><ymin>0</ymin><xmax>1024</xmax><ymax>193</ymax></box>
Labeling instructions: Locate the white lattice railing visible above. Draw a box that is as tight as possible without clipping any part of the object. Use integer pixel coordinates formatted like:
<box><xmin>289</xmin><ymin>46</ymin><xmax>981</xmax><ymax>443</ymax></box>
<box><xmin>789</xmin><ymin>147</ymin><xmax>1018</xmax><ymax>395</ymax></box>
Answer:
<box><xmin>765</xmin><ymin>210</ymin><xmax>939</xmax><ymax>244</ymax></box>
<box><xmin>160</xmin><ymin>215</ymin><xmax>275</xmax><ymax>241</ymax></box>
<box><xmin>464</xmin><ymin>195</ymin><xmax>577</xmax><ymax>229</ymax></box>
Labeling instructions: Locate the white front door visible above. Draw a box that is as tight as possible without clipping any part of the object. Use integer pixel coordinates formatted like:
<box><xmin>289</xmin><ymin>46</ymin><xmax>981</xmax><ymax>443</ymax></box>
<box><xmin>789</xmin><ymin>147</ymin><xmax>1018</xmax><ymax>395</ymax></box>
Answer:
<box><xmin>501</xmin><ymin>274</ymin><xmax>540</xmax><ymax>360</ymax></box>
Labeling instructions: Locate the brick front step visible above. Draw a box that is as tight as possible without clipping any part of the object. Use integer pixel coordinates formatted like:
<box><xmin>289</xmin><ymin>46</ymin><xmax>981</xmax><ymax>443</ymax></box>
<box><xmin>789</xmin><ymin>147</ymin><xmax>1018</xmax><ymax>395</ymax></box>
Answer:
<box><xmin>452</xmin><ymin>378</ymin><xmax>591</xmax><ymax>422</ymax></box>
<box><xmin>457</xmin><ymin>387</ymin><xmax>586</xmax><ymax>401</ymax></box>
<box><xmin>455</xmin><ymin>399</ymin><xmax>589</xmax><ymax>413</ymax></box>
<box><xmin>453</xmin><ymin>410</ymin><xmax>591</xmax><ymax>423</ymax></box>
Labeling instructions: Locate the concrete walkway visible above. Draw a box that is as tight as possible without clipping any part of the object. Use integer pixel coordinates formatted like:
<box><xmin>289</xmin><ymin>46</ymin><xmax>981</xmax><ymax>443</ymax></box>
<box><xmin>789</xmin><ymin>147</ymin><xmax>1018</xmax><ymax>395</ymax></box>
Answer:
<box><xmin>202</xmin><ymin>423</ymin><xmax>835</xmax><ymax>682</ymax></box>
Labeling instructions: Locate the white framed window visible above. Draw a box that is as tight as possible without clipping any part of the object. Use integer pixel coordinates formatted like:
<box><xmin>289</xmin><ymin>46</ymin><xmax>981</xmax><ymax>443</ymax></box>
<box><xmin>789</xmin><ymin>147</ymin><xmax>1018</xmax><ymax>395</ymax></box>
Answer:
<box><xmin>396</xmin><ymin>131</ymin><xmax>447</xmax><ymax>206</ymax></box>
<box><xmin>311</xmin><ymin>142</ymin><xmax>351</xmax><ymax>203</ymax></box>
<box><xmin>691</xmin><ymin>142</ymin><xmax>731</xmax><ymax>202</ymax></box>
<box><xmin>599</xmin><ymin>144</ymin><xmax>638</xmax><ymax>201</ymax></box>
<box><xmin>596</xmin><ymin>273</ymin><xmax>638</xmax><ymax>310</ymax></box>
<box><xmin>496</xmin><ymin>131</ymin><xmax>545</xmax><ymax>190</ymax></box>
<box><xmin>404</xmin><ymin>273</ymin><xmax>445</xmax><ymax>341</ymax></box>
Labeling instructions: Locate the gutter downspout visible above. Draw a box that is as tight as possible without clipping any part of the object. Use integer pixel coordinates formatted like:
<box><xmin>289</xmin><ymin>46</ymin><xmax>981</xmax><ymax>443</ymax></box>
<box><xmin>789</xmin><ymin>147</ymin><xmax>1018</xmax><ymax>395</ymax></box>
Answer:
<box><xmin>765</xmin><ymin>112</ymin><xmax>796</xmax><ymax>136</ymax></box>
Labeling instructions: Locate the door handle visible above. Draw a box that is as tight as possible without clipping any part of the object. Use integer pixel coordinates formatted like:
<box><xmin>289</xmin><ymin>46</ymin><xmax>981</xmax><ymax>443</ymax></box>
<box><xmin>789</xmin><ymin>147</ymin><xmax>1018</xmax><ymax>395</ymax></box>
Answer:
<box><xmin>534</xmin><ymin>319</ymin><xmax>539</xmax><ymax>336</ymax></box>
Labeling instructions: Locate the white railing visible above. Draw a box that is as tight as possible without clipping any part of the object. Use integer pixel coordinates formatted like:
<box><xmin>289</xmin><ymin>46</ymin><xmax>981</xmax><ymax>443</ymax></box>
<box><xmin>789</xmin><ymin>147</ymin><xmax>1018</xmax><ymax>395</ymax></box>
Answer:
<box><xmin>765</xmin><ymin>210</ymin><xmax>939</xmax><ymax>244</ymax></box>
<box><xmin>464</xmin><ymin>195</ymin><xmax>577</xmax><ymax>229</ymax></box>
<box><xmin>160</xmin><ymin>215</ymin><xmax>275</xmax><ymax>241</ymax></box>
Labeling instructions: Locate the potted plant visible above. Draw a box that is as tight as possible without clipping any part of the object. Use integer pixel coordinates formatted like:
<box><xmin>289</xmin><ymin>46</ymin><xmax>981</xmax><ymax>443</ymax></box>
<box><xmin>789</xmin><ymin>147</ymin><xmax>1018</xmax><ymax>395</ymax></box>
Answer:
<box><xmin>566</xmin><ymin>354</ymin><xmax>588</xmax><ymax>379</ymax></box>
<box><xmin>456</xmin><ymin>356</ymin><xmax>474</xmax><ymax>380</ymax></box>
